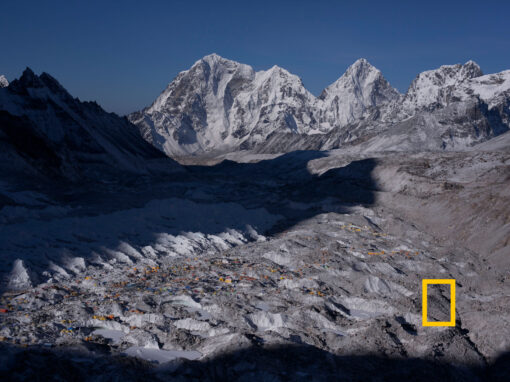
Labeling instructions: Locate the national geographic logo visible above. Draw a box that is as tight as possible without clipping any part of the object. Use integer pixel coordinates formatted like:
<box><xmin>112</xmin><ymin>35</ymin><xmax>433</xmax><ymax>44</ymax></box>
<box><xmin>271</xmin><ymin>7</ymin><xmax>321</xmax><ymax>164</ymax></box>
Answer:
<box><xmin>422</xmin><ymin>279</ymin><xmax>456</xmax><ymax>327</ymax></box>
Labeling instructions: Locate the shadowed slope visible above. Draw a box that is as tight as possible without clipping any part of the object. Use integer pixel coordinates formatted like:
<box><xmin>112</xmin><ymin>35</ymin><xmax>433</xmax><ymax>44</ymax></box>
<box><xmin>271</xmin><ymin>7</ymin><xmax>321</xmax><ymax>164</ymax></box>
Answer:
<box><xmin>1</xmin><ymin>343</ymin><xmax>509</xmax><ymax>381</ymax></box>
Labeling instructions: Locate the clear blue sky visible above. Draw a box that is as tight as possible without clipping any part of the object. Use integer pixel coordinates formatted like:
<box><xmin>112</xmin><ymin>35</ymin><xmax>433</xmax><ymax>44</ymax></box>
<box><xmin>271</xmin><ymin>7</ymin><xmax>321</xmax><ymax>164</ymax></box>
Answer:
<box><xmin>1</xmin><ymin>0</ymin><xmax>509</xmax><ymax>115</ymax></box>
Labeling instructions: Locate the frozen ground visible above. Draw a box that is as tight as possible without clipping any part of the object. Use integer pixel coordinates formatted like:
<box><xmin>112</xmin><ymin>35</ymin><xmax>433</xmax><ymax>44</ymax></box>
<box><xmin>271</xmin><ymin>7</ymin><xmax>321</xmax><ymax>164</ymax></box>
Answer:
<box><xmin>1</xmin><ymin>150</ymin><xmax>509</xmax><ymax>381</ymax></box>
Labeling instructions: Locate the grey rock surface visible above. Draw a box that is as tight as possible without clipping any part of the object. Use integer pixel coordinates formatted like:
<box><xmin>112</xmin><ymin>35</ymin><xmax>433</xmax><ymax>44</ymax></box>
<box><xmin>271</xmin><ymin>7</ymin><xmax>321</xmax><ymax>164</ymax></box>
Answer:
<box><xmin>1</xmin><ymin>149</ymin><xmax>508</xmax><ymax>380</ymax></box>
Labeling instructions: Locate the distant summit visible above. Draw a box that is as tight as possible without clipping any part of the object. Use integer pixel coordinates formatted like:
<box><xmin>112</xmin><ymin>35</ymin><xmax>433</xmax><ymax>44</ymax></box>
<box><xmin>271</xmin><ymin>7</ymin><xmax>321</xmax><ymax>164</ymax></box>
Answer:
<box><xmin>402</xmin><ymin>60</ymin><xmax>483</xmax><ymax>113</ymax></box>
<box><xmin>0</xmin><ymin>74</ymin><xmax>8</xmax><ymax>88</ymax></box>
<box><xmin>319</xmin><ymin>58</ymin><xmax>400</xmax><ymax>128</ymax></box>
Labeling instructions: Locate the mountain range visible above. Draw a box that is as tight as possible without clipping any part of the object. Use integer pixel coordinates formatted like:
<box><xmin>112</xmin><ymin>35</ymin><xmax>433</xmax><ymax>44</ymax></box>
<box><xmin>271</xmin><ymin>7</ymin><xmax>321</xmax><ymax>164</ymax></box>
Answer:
<box><xmin>129</xmin><ymin>54</ymin><xmax>510</xmax><ymax>157</ymax></box>
<box><xmin>1</xmin><ymin>55</ymin><xmax>509</xmax><ymax>172</ymax></box>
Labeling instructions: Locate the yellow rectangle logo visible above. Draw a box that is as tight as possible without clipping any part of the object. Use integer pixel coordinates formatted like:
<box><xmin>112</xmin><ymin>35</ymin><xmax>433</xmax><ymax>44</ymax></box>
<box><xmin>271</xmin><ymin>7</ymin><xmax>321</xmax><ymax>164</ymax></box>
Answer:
<box><xmin>422</xmin><ymin>279</ymin><xmax>456</xmax><ymax>327</ymax></box>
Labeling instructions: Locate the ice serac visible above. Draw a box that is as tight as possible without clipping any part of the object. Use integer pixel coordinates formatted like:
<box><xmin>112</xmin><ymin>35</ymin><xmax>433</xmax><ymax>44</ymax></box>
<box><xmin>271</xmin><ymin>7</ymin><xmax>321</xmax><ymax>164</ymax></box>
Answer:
<box><xmin>0</xmin><ymin>68</ymin><xmax>179</xmax><ymax>179</ymax></box>
<box><xmin>129</xmin><ymin>53</ymin><xmax>319</xmax><ymax>156</ymax></box>
<box><xmin>319</xmin><ymin>58</ymin><xmax>400</xmax><ymax>129</ymax></box>
<box><xmin>0</xmin><ymin>75</ymin><xmax>8</xmax><ymax>88</ymax></box>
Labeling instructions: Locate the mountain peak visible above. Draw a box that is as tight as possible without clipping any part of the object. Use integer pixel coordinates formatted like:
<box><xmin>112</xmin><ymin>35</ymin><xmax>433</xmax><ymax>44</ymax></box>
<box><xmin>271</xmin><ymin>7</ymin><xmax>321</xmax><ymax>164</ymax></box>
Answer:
<box><xmin>411</xmin><ymin>61</ymin><xmax>483</xmax><ymax>89</ymax></box>
<box><xmin>197</xmin><ymin>53</ymin><xmax>238</xmax><ymax>67</ymax></box>
<box><xmin>318</xmin><ymin>58</ymin><xmax>400</xmax><ymax>127</ymax></box>
<box><xmin>7</xmin><ymin>68</ymin><xmax>72</xmax><ymax>99</ymax></box>
<box><xmin>320</xmin><ymin>58</ymin><xmax>398</xmax><ymax>100</ymax></box>
<box><xmin>22</xmin><ymin>67</ymin><xmax>35</xmax><ymax>76</ymax></box>
<box><xmin>266</xmin><ymin>65</ymin><xmax>292</xmax><ymax>76</ymax></box>
<box><xmin>7</xmin><ymin>67</ymin><xmax>45</xmax><ymax>92</ymax></box>
<box><xmin>202</xmin><ymin>52</ymin><xmax>222</xmax><ymax>60</ymax></box>
<box><xmin>0</xmin><ymin>75</ymin><xmax>8</xmax><ymax>88</ymax></box>
<box><xmin>461</xmin><ymin>60</ymin><xmax>483</xmax><ymax>78</ymax></box>
<box><xmin>20</xmin><ymin>67</ymin><xmax>39</xmax><ymax>83</ymax></box>
<box><xmin>351</xmin><ymin>57</ymin><xmax>371</xmax><ymax>67</ymax></box>
<box><xmin>201</xmin><ymin>52</ymin><xmax>222</xmax><ymax>62</ymax></box>
<box><xmin>190</xmin><ymin>53</ymin><xmax>248</xmax><ymax>76</ymax></box>
<box><xmin>403</xmin><ymin>60</ymin><xmax>484</xmax><ymax>111</ymax></box>
<box><xmin>347</xmin><ymin>58</ymin><xmax>378</xmax><ymax>74</ymax></box>
<box><xmin>464</xmin><ymin>59</ymin><xmax>479</xmax><ymax>67</ymax></box>
<box><xmin>259</xmin><ymin>65</ymin><xmax>303</xmax><ymax>88</ymax></box>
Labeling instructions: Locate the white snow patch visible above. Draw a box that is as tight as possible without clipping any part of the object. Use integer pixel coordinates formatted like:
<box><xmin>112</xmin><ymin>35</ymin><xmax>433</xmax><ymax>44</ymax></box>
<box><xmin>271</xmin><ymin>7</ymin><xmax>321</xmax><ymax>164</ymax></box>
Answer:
<box><xmin>245</xmin><ymin>311</ymin><xmax>288</xmax><ymax>332</ymax></box>
<box><xmin>174</xmin><ymin>318</ymin><xmax>211</xmax><ymax>331</ymax></box>
<box><xmin>124</xmin><ymin>346</ymin><xmax>201</xmax><ymax>364</ymax></box>
<box><xmin>167</xmin><ymin>295</ymin><xmax>202</xmax><ymax>309</ymax></box>
<box><xmin>92</xmin><ymin>329</ymin><xmax>125</xmax><ymax>344</ymax></box>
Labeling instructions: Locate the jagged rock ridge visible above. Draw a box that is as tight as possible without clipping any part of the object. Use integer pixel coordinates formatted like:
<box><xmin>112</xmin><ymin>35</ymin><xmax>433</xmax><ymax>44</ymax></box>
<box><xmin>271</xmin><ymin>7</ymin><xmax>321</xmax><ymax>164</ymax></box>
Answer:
<box><xmin>0</xmin><ymin>68</ymin><xmax>180</xmax><ymax>179</ymax></box>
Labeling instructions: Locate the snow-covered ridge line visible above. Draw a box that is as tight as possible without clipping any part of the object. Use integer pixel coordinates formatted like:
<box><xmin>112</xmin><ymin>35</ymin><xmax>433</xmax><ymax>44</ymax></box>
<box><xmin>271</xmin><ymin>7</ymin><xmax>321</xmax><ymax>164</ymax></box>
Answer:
<box><xmin>129</xmin><ymin>54</ymin><xmax>403</xmax><ymax>156</ymax></box>
<box><xmin>130</xmin><ymin>53</ymin><xmax>509</xmax><ymax>157</ymax></box>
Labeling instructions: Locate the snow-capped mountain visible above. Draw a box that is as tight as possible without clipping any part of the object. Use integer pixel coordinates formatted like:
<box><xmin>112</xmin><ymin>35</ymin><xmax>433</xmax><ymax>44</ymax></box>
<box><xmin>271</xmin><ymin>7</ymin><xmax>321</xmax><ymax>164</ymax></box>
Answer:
<box><xmin>253</xmin><ymin>64</ymin><xmax>510</xmax><ymax>154</ymax></box>
<box><xmin>0</xmin><ymin>68</ymin><xmax>179</xmax><ymax>179</ymax></box>
<box><xmin>129</xmin><ymin>54</ymin><xmax>398</xmax><ymax>156</ymax></box>
<box><xmin>356</xmin><ymin>64</ymin><xmax>510</xmax><ymax>151</ymax></box>
<box><xmin>131</xmin><ymin>55</ymin><xmax>509</xmax><ymax>157</ymax></box>
<box><xmin>0</xmin><ymin>75</ymin><xmax>8</xmax><ymax>88</ymax></box>
<box><xmin>398</xmin><ymin>61</ymin><xmax>483</xmax><ymax>116</ymax></box>
<box><xmin>319</xmin><ymin>58</ymin><xmax>400</xmax><ymax>129</ymax></box>
<box><xmin>455</xmin><ymin>69</ymin><xmax>510</xmax><ymax>117</ymax></box>
<box><xmin>129</xmin><ymin>54</ymin><xmax>322</xmax><ymax>156</ymax></box>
